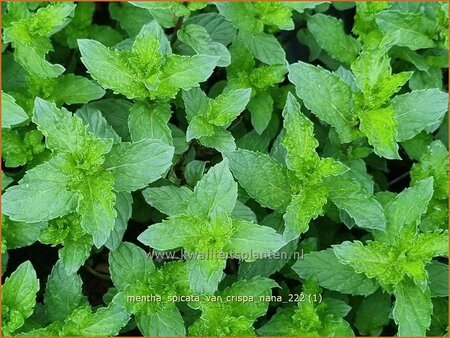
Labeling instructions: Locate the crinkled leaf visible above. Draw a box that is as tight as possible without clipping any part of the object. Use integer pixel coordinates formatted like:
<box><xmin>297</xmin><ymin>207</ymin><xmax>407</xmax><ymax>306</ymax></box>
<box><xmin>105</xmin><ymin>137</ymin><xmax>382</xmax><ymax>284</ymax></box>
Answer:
<box><xmin>2</xmin><ymin>159</ymin><xmax>77</xmax><ymax>222</ymax></box>
<box><xmin>142</xmin><ymin>185</ymin><xmax>192</xmax><ymax>216</ymax></box>
<box><xmin>308</xmin><ymin>14</ymin><xmax>360</xmax><ymax>65</ymax></box>
<box><xmin>43</xmin><ymin>261</ymin><xmax>88</xmax><ymax>322</ymax></box>
<box><xmin>227</xmin><ymin>219</ymin><xmax>285</xmax><ymax>260</ymax></box>
<box><xmin>291</xmin><ymin>249</ymin><xmax>379</xmax><ymax>296</ymax></box>
<box><xmin>288</xmin><ymin>62</ymin><xmax>357</xmax><ymax>143</ymax></box>
<box><xmin>187</xmin><ymin>160</ymin><xmax>237</xmax><ymax>219</ymax></box>
<box><xmin>129</xmin><ymin>102</ymin><xmax>173</xmax><ymax>145</ymax></box>
<box><xmin>359</xmin><ymin>106</ymin><xmax>400</xmax><ymax>159</ymax></box>
<box><xmin>326</xmin><ymin>172</ymin><xmax>386</xmax><ymax>232</ymax></box>
<box><xmin>109</xmin><ymin>242</ymin><xmax>156</xmax><ymax>291</ymax></box>
<box><xmin>104</xmin><ymin>139</ymin><xmax>174</xmax><ymax>192</ymax></box>
<box><xmin>225</xmin><ymin>149</ymin><xmax>292</xmax><ymax>211</ymax></box>
<box><xmin>178</xmin><ymin>24</ymin><xmax>230</xmax><ymax>67</ymax></box>
<box><xmin>77</xmin><ymin>172</ymin><xmax>116</xmax><ymax>248</ymax></box>
<box><xmin>393</xmin><ymin>278</ymin><xmax>432</xmax><ymax>336</ymax></box>
<box><xmin>2</xmin><ymin>261</ymin><xmax>39</xmax><ymax>335</ymax></box>
<box><xmin>392</xmin><ymin>89</ymin><xmax>448</xmax><ymax>141</ymax></box>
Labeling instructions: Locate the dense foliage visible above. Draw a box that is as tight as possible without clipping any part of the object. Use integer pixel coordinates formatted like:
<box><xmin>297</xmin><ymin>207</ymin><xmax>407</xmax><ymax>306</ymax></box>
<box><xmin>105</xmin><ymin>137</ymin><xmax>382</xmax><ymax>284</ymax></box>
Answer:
<box><xmin>1</xmin><ymin>2</ymin><xmax>448</xmax><ymax>337</ymax></box>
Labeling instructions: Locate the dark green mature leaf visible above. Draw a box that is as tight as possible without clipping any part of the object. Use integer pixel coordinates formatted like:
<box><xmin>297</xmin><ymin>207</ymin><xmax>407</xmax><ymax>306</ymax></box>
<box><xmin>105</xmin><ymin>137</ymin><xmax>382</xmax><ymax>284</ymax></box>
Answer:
<box><xmin>291</xmin><ymin>249</ymin><xmax>379</xmax><ymax>296</ymax></box>
<box><xmin>225</xmin><ymin>149</ymin><xmax>292</xmax><ymax>211</ymax></box>
<box><xmin>288</xmin><ymin>62</ymin><xmax>357</xmax><ymax>143</ymax></box>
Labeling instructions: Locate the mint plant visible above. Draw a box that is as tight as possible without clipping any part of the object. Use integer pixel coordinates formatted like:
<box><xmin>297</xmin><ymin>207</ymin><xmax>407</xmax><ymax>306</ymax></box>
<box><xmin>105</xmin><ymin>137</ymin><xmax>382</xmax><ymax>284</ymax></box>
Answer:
<box><xmin>138</xmin><ymin>160</ymin><xmax>285</xmax><ymax>293</ymax></box>
<box><xmin>2</xmin><ymin>2</ymin><xmax>448</xmax><ymax>337</ymax></box>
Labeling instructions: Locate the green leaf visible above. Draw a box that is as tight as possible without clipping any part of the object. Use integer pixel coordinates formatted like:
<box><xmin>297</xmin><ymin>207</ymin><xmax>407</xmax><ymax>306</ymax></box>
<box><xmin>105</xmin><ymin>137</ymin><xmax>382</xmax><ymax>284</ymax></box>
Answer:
<box><xmin>411</xmin><ymin>140</ymin><xmax>448</xmax><ymax>200</ymax></box>
<box><xmin>187</xmin><ymin>160</ymin><xmax>237</xmax><ymax>219</ymax></box>
<box><xmin>33</xmin><ymin>97</ymin><xmax>105</xmax><ymax>154</ymax></box>
<box><xmin>207</xmin><ymin>89</ymin><xmax>252</xmax><ymax>126</ymax></box>
<box><xmin>2</xmin><ymin>91</ymin><xmax>29</xmax><ymax>129</ymax></box>
<box><xmin>186</xmin><ymin>258</ymin><xmax>225</xmax><ymax>294</ymax></box>
<box><xmin>184</xmin><ymin>160</ymin><xmax>206</xmax><ymax>187</ymax></box>
<box><xmin>105</xmin><ymin>192</ymin><xmax>133</xmax><ymax>251</ymax></box>
<box><xmin>307</xmin><ymin>14</ymin><xmax>360</xmax><ymax>65</ymax></box>
<box><xmin>2</xmin><ymin>159</ymin><xmax>77</xmax><ymax>222</ymax></box>
<box><xmin>177</xmin><ymin>24</ymin><xmax>231</xmax><ymax>67</ymax></box>
<box><xmin>326</xmin><ymin>172</ymin><xmax>386</xmax><ymax>232</ymax></box>
<box><xmin>239</xmin><ymin>239</ymin><xmax>297</xmax><ymax>280</ymax></box>
<box><xmin>359</xmin><ymin>106</ymin><xmax>401</xmax><ymax>159</ymax></box>
<box><xmin>427</xmin><ymin>261</ymin><xmax>448</xmax><ymax>298</ymax></box>
<box><xmin>376</xmin><ymin>10</ymin><xmax>438</xmax><ymax>50</ymax></box>
<box><xmin>198</xmin><ymin>128</ymin><xmax>236</xmax><ymax>152</ymax></box>
<box><xmin>377</xmin><ymin>178</ymin><xmax>434</xmax><ymax>243</ymax></box>
<box><xmin>428</xmin><ymin>298</ymin><xmax>448</xmax><ymax>336</ymax></box>
<box><xmin>408</xmin><ymin>231</ymin><xmax>449</xmax><ymax>261</ymax></box>
<box><xmin>154</xmin><ymin>54</ymin><xmax>219</xmax><ymax>99</ymax></box>
<box><xmin>393</xmin><ymin>278</ymin><xmax>432</xmax><ymax>336</ymax></box>
<box><xmin>2</xmin><ymin>129</ymin><xmax>45</xmax><ymax>168</ymax></box>
<box><xmin>76</xmin><ymin>107</ymin><xmax>121</xmax><ymax>142</ymax></box>
<box><xmin>392</xmin><ymin>89</ymin><xmax>448</xmax><ymax>141</ymax></box>
<box><xmin>43</xmin><ymin>261</ymin><xmax>88</xmax><ymax>322</ymax></box>
<box><xmin>78</xmin><ymin>39</ymin><xmax>146</xmax><ymax>99</ymax></box>
<box><xmin>288</xmin><ymin>62</ymin><xmax>357</xmax><ymax>143</ymax></box>
<box><xmin>87</xmin><ymin>99</ymin><xmax>132</xmax><ymax>140</ymax></box>
<box><xmin>135</xmin><ymin>20</ymin><xmax>172</xmax><ymax>55</ymax></box>
<box><xmin>239</xmin><ymin>31</ymin><xmax>286</xmax><ymax>65</ymax></box>
<box><xmin>247</xmin><ymin>91</ymin><xmax>274</xmax><ymax>134</ymax></box>
<box><xmin>231</xmin><ymin>200</ymin><xmax>257</xmax><ymax>223</ymax></box>
<box><xmin>2</xmin><ymin>261</ymin><xmax>39</xmax><ymax>335</ymax></box>
<box><xmin>281</xmin><ymin>93</ymin><xmax>320</xmax><ymax>172</ymax></box>
<box><xmin>138</xmin><ymin>216</ymin><xmax>194</xmax><ymax>251</ymax></box>
<box><xmin>61</xmin><ymin>304</ymin><xmax>130</xmax><ymax>336</ymax></box>
<box><xmin>185</xmin><ymin>13</ymin><xmax>237</xmax><ymax>45</ymax></box>
<box><xmin>109</xmin><ymin>3</ymin><xmax>153</xmax><ymax>37</ymax></box>
<box><xmin>227</xmin><ymin>219</ymin><xmax>285</xmax><ymax>260</ymax></box>
<box><xmin>3</xmin><ymin>3</ymin><xmax>75</xmax><ymax>78</ymax></box>
<box><xmin>3</xmin><ymin>216</ymin><xmax>44</xmax><ymax>250</ymax></box>
<box><xmin>142</xmin><ymin>185</ymin><xmax>192</xmax><ymax>216</ymax></box>
<box><xmin>215</xmin><ymin>3</ymin><xmax>264</xmax><ymax>33</ymax></box>
<box><xmin>225</xmin><ymin>149</ymin><xmax>292</xmax><ymax>211</ymax></box>
<box><xmin>355</xmin><ymin>290</ymin><xmax>391</xmax><ymax>336</ymax></box>
<box><xmin>136</xmin><ymin>308</ymin><xmax>186</xmax><ymax>336</ymax></box>
<box><xmin>52</xmin><ymin>74</ymin><xmax>106</xmax><ymax>105</ymax></box>
<box><xmin>332</xmin><ymin>241</ymin><xmax>408</xmax><ymax>287</ymax></box>
<box><xmin>283</xmin><ymin>186</ymin><xmax>328</xmax><ymax>241</ymax></box>
<box><xmin>182</xmin><ymin>87</ymin><xmax>209</xmax><ymax>121</ymax></box>
<box><xmin>351</xmin><ymin>49</ymin><xmax>412</xmax><ymax>109</ymax></box>
<box><xmin>186</xmin><ymin>116</ymin><xmax>215</xmax><ymax>141</ymax></box>
<box><xmin>220</xmin><ymin>277</ymin><xmax>278</xmax><ymax>319</ymax></box>
<box><xmin>59</xmin><ymin>238</ymin><xmax>92</xmax><ymax>275</ymax></box>
<box><xmin>215</xmin><ymin>3</ymin><xmax>293</xmax><ymax>33</ymax></box>
<box><xmin>291</xmin><ymin>249</ymin><xmax>379</xmax><ymax>296</ymax></box>
<box><xmin>109</xmin><ymin>242</ymin><xmax>156</xmax><ymax>291</ymax></box>
<box><xmin>104</xmin><ymin>139</ymin><xmax>174</xmax><ymax>192</ymax></box>
<box><xmin>77</xmin><ymin>172</ymin><xmax>116</xmax><ymax>248</ymax></box>
<box><xmin>128</xmin><ymin>102</ymin><xmax>173</xmax><ymax>145</ymax></box>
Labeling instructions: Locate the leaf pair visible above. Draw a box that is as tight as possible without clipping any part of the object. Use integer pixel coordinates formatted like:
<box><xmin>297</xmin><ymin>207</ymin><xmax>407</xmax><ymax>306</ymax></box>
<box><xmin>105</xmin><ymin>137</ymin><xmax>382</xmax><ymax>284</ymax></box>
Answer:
<box><xmin>182</xmin><ymin>87</ymin><xmax>251</xmax><ymax>152</ymax></box>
